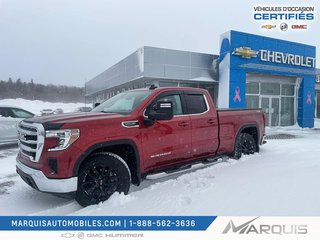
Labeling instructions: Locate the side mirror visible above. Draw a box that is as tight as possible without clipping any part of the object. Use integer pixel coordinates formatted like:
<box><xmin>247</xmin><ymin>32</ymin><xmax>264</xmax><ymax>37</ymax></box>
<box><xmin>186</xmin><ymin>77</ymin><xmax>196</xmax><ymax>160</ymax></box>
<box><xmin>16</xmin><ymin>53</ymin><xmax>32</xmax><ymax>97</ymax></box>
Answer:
<box><xmin>144</xmin><ymin>101</ymin><xmax>174</xmax><ymax>126</ymax></box>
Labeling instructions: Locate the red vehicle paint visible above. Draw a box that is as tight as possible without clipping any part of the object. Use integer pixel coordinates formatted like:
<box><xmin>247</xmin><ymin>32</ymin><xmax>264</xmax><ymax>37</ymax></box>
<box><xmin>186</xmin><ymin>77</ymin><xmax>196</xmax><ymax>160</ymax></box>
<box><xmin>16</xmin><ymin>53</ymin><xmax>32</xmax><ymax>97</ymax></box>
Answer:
<box><xmin>16</xmin><ymin>87</ymin><xmax>266</xmax><ymax>206</ymax></box>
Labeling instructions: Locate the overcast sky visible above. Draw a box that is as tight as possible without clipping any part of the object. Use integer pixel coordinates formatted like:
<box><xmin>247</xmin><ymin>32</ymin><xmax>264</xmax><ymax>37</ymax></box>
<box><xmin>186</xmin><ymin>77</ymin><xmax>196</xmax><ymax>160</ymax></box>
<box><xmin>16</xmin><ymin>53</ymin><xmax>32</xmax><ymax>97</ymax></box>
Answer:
<box><xmin>0</xmin><ymin>0</ymin><xmax>319</xmax><ymax>87</ymax></box>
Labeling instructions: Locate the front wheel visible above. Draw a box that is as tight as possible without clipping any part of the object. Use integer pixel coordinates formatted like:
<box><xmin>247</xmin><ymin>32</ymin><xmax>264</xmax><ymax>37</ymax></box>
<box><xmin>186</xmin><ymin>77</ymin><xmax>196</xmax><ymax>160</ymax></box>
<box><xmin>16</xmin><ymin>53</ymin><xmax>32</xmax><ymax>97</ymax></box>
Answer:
<box><xmin>232</xmin><ymin>133</ymin><xmax>257</xmax><ymax>160</ymax></box>
<box><xmin>76</xmin><ymin>152</ymin><xmax>131</xmax><ymax>207</ymax></box>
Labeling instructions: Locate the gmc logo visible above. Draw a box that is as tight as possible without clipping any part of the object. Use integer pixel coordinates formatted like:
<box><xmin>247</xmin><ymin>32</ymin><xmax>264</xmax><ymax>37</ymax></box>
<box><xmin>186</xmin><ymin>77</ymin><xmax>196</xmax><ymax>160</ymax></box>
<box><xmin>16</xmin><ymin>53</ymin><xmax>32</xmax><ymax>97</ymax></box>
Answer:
<box><xmin>291</xmin><ymin>25</ymin><xmax>307</xmax><ymax>29</ymax></box>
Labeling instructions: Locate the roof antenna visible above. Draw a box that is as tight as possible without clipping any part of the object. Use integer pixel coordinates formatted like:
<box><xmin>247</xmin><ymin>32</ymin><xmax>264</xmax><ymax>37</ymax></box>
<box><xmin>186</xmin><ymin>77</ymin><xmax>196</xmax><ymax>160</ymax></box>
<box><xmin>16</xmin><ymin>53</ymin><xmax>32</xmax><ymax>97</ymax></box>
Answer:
<box><xmin>149</xmin><ymin>84</ymin><xmax>157</xmax><ymax>90</ymax></box>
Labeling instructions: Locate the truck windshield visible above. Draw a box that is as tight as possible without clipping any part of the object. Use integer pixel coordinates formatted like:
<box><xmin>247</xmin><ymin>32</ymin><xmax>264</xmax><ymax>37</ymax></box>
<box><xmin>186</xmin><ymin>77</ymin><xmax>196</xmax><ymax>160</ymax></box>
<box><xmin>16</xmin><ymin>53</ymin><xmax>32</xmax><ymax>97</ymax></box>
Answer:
<box><xmin>92</xmin><ymin>90</ymin><xmax>152</xmax><ymax>114</ymax></box>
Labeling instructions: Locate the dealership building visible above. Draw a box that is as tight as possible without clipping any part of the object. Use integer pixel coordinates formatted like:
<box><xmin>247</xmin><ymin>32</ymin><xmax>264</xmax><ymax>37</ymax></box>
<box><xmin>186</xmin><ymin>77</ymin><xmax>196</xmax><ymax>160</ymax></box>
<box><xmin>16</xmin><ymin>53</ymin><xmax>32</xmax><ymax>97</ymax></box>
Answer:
<box><xmin>85</xmin><ymin>30</ymin><xmax>320</xmax><ymax>128</ymax></box>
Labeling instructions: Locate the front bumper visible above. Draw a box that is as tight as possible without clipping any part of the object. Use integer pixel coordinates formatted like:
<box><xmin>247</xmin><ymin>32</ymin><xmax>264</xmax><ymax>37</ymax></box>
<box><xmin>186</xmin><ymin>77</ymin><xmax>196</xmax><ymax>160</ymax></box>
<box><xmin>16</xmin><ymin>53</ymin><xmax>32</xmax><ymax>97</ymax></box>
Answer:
<box><xmin>16</xmin><ymin>159</ymin><xmax>78</xmax><ymax>193</ymax></box>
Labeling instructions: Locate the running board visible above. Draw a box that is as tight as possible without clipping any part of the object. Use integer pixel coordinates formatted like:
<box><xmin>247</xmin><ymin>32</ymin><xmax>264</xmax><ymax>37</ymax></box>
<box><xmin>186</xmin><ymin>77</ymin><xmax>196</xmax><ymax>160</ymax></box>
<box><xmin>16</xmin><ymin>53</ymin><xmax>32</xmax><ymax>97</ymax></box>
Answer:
<box><xmin>202</xmin><ymin>156</ymin><xmax>228</xmax><ymax>164</ymax></box>
<box><xmin>146</xmin><ymin>156</ymin><xmax>229</xmax><ymax>180</ymax></box>
<box><xmin>165</xmin><ymin>164</ymin><xmax>192</xmax><ymax>174</ymax></box>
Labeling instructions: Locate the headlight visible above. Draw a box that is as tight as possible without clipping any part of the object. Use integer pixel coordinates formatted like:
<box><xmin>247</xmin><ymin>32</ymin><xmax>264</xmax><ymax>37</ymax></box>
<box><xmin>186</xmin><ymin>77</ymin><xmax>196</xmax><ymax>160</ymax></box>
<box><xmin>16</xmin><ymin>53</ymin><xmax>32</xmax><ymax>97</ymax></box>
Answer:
<box><xmin>45</xmin><ymin>129</ymin><xmax>80</xmax><ymax>151</ymax></box>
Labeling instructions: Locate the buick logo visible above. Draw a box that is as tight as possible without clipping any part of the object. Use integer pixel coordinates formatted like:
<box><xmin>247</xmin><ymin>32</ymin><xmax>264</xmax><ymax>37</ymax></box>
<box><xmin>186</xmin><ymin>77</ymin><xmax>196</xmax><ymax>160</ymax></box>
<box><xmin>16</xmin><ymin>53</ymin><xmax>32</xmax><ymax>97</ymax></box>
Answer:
<box><xmin>280</xmin><ymin>22</ymin><xmax>288</xmax><ymax>31</ymax></box>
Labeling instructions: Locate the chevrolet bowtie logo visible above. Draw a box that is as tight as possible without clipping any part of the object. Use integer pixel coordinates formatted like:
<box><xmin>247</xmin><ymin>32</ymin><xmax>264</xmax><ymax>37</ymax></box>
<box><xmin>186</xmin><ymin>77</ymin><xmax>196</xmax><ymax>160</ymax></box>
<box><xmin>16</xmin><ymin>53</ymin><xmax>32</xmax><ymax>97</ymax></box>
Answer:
<box><xmin>261</xmin><ymin>24</ymin><xmax>276</xmax><ymax>29</ymax></box>
<box><xmin>232</xmin><ymin>47</ymin><xmax>259</xmax><ymax>59</ymax></box>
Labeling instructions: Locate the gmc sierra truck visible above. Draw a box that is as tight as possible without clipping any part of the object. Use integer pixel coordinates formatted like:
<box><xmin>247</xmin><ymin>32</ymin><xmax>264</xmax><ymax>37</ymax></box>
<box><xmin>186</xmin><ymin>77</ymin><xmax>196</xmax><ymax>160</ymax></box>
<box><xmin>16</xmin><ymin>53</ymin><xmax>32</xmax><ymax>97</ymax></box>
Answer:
<box><xmin>16</xmin><ymin>86</ymin><xmax>266</xmax><ymax>206</ymax></box>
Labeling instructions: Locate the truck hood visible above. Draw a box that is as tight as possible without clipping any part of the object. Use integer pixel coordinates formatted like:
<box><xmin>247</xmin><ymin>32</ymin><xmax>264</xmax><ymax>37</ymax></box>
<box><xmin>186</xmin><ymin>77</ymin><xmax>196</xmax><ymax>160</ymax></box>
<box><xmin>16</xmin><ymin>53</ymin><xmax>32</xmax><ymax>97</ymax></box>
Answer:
<box><xmin>24</xmin><ymin>112</ymin><xmax>125</xmax><ymax>129</ymax></box>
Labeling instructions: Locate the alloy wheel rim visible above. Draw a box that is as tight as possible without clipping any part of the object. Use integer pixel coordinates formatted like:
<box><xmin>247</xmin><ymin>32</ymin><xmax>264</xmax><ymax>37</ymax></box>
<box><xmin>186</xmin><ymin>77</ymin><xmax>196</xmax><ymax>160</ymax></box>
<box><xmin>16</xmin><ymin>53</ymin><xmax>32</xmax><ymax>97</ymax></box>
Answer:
<box><xmin>82</xmin><ymin>164</ymin><xmax>120</xmax><ymax>202</ymax></box>
<box><xmin>241</xmin><ymin>139</ymin><xmax>255</xmax><ymax>155</ymax></box>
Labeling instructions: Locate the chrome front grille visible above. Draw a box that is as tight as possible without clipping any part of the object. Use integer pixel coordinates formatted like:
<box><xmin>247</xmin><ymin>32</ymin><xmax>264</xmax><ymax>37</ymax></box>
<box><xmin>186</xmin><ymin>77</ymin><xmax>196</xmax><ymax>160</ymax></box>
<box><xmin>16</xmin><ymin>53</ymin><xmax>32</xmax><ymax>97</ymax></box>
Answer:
<box><xmin>18</xmin><ymin>121</ymin><xmax>45</xmax><ymax>162</ymax></box>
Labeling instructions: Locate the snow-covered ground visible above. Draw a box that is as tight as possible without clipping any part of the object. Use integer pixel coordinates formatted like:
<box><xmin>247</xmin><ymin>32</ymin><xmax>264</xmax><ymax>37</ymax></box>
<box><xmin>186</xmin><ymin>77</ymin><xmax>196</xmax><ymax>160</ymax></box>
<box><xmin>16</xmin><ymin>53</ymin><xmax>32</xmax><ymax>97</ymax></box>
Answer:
<box><xmin>0</xmin><ymin>98</ymin><xmax>320</xmax><ymax>216</ymax></box>
<box><xmin>0</xmin><ymin>98</ymin><xmax>85</xmax><ymax>115</ymax></box>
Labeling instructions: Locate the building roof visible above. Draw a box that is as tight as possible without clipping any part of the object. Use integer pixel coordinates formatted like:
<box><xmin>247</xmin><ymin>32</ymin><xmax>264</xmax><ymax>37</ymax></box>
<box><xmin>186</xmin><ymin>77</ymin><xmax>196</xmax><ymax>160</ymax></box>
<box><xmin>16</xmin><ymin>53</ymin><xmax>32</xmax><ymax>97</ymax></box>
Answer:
<box><xmin>85</xmin><ymin>46</ymin><xmax>219</xmax><ymax>96</ymax></box>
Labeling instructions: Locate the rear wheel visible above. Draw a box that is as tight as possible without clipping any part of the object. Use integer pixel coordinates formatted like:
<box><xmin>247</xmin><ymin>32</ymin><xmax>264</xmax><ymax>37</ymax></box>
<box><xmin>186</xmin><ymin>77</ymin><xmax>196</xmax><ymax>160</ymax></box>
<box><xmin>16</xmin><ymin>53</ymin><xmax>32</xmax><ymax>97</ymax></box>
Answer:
<box><xmin>232</xmin><ymin>133</ymin><xmax>257</xmax><ymax>160</ymax></box>
<box><xmin>76</xmin><ymin>152</ymin><xmax>131</xmax><ymax>207</ymax></box>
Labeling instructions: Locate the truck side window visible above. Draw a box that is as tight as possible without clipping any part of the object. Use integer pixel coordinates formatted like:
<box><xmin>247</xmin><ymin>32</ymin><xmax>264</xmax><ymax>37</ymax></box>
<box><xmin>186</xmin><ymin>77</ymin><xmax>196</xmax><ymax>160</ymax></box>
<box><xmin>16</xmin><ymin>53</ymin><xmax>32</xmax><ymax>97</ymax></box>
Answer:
<box><xmin>146</xmin><ymin>94</ymin><xmax>183</xmax><ymax>116</ymax></box>
<box><xmin>185</xmin><ymin>94</ymin><xmax>207</xmax><ymax>114</ymax></box>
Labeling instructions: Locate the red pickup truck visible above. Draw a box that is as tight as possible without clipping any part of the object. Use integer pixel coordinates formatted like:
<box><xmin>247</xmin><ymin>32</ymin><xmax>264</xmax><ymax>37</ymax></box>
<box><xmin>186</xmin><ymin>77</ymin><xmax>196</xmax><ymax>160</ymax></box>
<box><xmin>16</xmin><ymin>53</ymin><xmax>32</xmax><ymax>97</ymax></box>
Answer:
<box><xmin>16</xmin><ymin>87</ymin><xmax>266</xmax><ymax>206</ymax></box>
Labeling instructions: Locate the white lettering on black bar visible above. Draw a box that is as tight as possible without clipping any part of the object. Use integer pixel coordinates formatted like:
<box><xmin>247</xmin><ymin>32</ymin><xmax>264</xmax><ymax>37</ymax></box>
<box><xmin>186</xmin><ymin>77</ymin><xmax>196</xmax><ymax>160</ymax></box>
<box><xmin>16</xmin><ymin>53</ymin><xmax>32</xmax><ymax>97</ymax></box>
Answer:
<box><xmin>160</xmin><ymin>103</ymin><xmax>172</xmax><ymax>108</ymax></box>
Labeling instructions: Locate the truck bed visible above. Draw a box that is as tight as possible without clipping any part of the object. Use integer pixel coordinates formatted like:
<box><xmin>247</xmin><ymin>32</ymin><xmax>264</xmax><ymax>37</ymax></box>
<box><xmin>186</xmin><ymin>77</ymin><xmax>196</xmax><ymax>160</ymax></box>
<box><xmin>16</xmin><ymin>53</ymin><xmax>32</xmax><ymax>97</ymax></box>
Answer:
<box><xmin>216</xmin><ymin>108</ymin><xmax>266</xmax><ymax>155</ymax></box>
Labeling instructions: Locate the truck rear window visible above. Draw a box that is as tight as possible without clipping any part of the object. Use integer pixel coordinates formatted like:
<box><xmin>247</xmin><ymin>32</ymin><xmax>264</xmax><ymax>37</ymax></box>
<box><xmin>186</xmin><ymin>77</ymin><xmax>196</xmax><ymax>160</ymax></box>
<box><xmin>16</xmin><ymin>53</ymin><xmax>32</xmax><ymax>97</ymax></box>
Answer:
<box><xmin>185</xmin><ymin>94</ymin><xmax>207</xmax><ymax>114</ymax></box>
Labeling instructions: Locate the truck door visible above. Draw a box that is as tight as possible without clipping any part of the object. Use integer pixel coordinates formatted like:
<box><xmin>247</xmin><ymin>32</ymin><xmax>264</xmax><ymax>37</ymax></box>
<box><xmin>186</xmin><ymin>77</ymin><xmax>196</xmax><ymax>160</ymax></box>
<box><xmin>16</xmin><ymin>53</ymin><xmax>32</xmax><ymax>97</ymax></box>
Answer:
<box><xmin>141</xmin><ymin>92</ymin><xmax>191</xmax><ymax>170</ymax></box>
<box><xmin>184</xmin><ymin>92</ymin><xmax>219</xmax><ymax>158</ymax></box>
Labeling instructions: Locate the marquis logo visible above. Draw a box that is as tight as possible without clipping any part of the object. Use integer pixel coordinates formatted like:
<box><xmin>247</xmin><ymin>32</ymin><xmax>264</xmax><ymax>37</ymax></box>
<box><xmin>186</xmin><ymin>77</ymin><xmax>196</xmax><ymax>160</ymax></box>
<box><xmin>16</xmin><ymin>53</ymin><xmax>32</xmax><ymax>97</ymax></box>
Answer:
<box><xmin>222</xmin><ymin>217</ymin><xmax>259</xmax><ymax>234</ymax></box>
<box><xmin>222</xmin><ymin>217</ymin><xmax>308</xmax><ymax>235</ymax></box>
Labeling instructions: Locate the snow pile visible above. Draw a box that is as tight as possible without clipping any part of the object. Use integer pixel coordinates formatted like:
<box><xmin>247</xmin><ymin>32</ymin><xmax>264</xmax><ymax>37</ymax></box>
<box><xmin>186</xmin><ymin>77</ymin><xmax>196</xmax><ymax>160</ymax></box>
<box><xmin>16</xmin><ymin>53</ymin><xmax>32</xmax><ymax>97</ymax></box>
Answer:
<box><xmin>0</xmin><ymin>98</ymin><xmax>86</xmax><ymax>116</ymax></box>
<box><xmin>314</xmin><ymin>118</ymin><xmax>320</xmax><ymax>128</ymax></box>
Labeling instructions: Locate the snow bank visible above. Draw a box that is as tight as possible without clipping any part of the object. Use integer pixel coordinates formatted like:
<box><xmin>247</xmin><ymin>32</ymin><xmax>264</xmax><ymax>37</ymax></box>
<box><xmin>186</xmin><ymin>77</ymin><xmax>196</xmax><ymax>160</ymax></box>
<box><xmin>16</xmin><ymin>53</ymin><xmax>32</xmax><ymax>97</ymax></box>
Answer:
<box><xmin>0</xmin><ymin>98</ymin><xmax>86</xmax><ymax>116</ymax></box>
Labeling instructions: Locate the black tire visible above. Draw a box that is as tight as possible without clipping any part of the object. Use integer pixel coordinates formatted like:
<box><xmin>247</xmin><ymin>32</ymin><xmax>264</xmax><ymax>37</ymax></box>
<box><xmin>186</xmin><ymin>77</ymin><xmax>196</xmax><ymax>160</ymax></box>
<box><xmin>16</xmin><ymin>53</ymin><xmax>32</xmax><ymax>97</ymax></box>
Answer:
<box><xmin>232</xmin><ymin>133</ymin><xmax>257</xmax><ymax>160</ymax></box>
<box><xmin>76</xmin><ymin>152</ymin><xmax>131</xmax><ymax>207</ymax></box>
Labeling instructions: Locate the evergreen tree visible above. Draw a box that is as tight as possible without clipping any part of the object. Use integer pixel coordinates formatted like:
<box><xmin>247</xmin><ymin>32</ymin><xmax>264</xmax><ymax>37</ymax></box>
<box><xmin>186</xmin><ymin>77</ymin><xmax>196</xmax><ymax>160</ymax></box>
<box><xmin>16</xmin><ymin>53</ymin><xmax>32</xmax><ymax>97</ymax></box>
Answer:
<box><xmin>0</xmin><ymin>78</ymin><xmax>84</xmax><ymax>103</ymax></box>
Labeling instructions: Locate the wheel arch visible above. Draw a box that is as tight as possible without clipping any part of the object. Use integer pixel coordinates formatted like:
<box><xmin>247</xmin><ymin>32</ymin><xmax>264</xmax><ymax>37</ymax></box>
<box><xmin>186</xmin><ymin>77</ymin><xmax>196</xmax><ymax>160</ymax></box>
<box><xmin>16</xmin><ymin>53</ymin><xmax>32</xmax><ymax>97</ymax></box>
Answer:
<box><xmin>233</xmin><ymin>124</ymin><xmax>260</xmax><ymax>153</ymax></box>
<box><xmin>73</xmin><ymin>139</ymin><xmax>141</xmax><ymax>185</ymax></box>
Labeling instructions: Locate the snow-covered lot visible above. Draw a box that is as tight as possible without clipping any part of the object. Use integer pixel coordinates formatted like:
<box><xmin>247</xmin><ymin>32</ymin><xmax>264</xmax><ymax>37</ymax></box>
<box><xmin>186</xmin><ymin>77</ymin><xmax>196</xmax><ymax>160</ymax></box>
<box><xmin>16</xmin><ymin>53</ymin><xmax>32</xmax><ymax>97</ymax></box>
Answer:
<box><xmin>0</xmin><ymin>121</ymin><xmax>320</xmax><ymax>216</ymax></box>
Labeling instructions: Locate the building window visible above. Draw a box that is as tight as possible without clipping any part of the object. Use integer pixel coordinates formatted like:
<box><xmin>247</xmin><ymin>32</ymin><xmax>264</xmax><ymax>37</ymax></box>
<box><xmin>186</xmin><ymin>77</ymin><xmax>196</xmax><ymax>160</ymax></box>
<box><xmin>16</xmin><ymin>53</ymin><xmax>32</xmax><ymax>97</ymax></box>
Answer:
<box><xmin>260</xmin><ymin>83</ymin><xmax>280</xmax><ymax>95</ymax></box>
<box><xmin>281</xmin><ymin>84</ymin><xmax>295</xmax><ymax>96</ymax></box>
<box><xmin>246</xmin><ymin>82</ymin><xmax>259</xmax><ymax>94</ymax></box>
<box><xmin>133</xmin><ymin>82</ymin><xmax>142</xmax><ymax>89</ymax></box>
<box><xmin>246</xmin><ymin>95</ymin><xmax>259</xmax><ymax>109</ymax></box>
<box><xmin>199</xmin><ymin>84</ymin><xmax>216</xmax><ymax>103</ymax></box>
<box><xmin>180</xmin><ymin>82</ymin><xmax>197</xmax><ymax>88</ymax></box>
<box><xmin>246</xmin><ymin>81</ymin><xmax>296</xmax><ymax>127</ymax></box>
<box><xmin>281</xmin><ymin>97</ymin><xmax>295</xmax><ymax>126</ymax></box>
<box><xmin>316</xmin><ymin>91</ymin><xmax>320</xmax><ymax>118</ymax></box>
<box><xmin>159</xmin><ymin>81</ymin><xmax>178</xmax><ymax>87</ymax></box>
